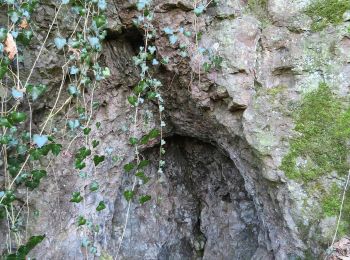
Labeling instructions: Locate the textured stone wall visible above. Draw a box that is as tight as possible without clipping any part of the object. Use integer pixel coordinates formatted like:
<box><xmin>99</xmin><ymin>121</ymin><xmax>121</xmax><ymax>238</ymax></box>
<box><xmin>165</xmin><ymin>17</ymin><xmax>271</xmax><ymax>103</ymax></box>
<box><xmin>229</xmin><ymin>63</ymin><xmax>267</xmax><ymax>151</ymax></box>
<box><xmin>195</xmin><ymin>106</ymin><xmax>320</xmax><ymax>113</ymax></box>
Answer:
<box><xmin>1</xmin><ymin>0</ymin><xmax>350</xmax><ymax>259</ymax></box>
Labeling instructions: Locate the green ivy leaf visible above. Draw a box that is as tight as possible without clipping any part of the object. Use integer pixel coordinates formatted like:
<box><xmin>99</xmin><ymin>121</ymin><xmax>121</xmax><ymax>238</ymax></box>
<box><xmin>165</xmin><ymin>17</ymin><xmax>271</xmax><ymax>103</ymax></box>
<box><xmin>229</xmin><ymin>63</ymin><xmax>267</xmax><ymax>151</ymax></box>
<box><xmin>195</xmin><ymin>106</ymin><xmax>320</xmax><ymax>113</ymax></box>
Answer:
<box><xmin>7</xmin><ymin>111</ymin><xmax>27</xmax><ymax>124</ymax></box>
<box><xmin>75</xmin><ymin>147</ymin><xmax>91</xmax><ymax>160</ymax></box>
<box><xmin>90</xmin><ymin>181</ymin><xmax>99</xmax><ymax>192</ymax></box>
<box><xmin>138</xmin><ymin>160</ymin><xmax>149</xmax><ymax>169</ymax></box>
<box><xmin>5</xmin><ymin>235</ymin><xmax>45</xmax><ymax>260</ymax></box>
<box><xmin>140</xmin><ymin>135</ymin><xmax>150</xmax><ymax>145</ymax></box>
<box><xmin>96</xmin><ymin>201</ymin><xmax>106</xmax><ymax>211</ymax></box>
<box><xmin>148</xmin><ymin>129</ymin><xmax>160</xmax><ymax>139</ymax></box>
<box><xmin>129</xmin><ymin>137</ymin><xmax>138</xmax><ymax>146</ymax></box>
<box><xmin>93</xmin><ymin>155</ymin><xmax>105</xmax><ymax>166</ymax></box>
<box><xmin>0</xmin><ymin>117</ymin><xmax>12</xmax><ymax>128</ymax></box>
<box><xmin>49</xmin><ymin>143</ymin><xmax>62</xmax><ymax>156</ymax></box>
<box><xmin>26</xmin><ymin>84</ymin><xmax>47</xmax><ymax>101</ymax></box>
<box><xmin>127</xmin><ymin>95</ymin><xmax>138</xmax><ymax>106</ymax></box>
<box><xmin>83</xmin><ymin>128</ymin><xmax>91</xmax><ymax>135</ymax></box>
<box><xmin>17</xmin><ymin>30</ymin><xmax>33</xmax><ymax>45</ymax></box>
<box><xmin>75</xmin><ymin>160</ymin><xmax>86</xmax><ymax>170</ymax></box>
<box><xmin>93</xmin><ymin>14</ymin><xmax>107</xmax><ymax>28</ymax></box>
<box><xmin>92</xmin><ymin>140</ymin><xmax>99</xmax><ymax>148</ymax></box>
<box><xmin>123</xmin><ymin>190</ymin><xmax>134</xmax><ymax>201</ymax></box>
<box><xmin>25</xmin><ymin>170</ymin><xmax>47</xmax><ymax>189</ymax></box>
<box><xmin>0</xmin><ymin>58</ymin><xmax>9</xmax><ymax>80</ymax></box>
<box><xmin>139</xmin><ymin>195</ymin><xmax>151</xmax><ymax>205</ymax></box>
<box><xmin>0</xmin><ymin>28</ymin><xmax>7</xmax><ymax>42</ymax></box>
<box><xmin>0</xmin><ymin>135</ymin><xmax>10</xmax><ymax>145</ymax></box>
<box><xmin>29</xmin><ymin>148</ymin><xmax>43</xmax><ymax>161</ymax></box>
<box><xmin>77</xmin><ymin>216</ymin><xmax>87</xmax><ymax>226</ymax></box>
<box><xmin>1</xmin><ymin>190</ymin><xmax>16</xmax><ymax>206</ymax></box>
<box><xmin>123</xmin><ymin>163</ymin><xmax>135</xmax><ymax>172</ymax></box>
<box><xmin>70</xmin><ymin>192</ymin><xmax>83</xmax><ymax>203</ymax></box>
<box><xmin>135</xmin><ymin>172</ymin><xmax>150</xmax><ymax>184</ymax></box>
<box><xmin>147</xmin><ymin>91</ymin><xmax>157</xmax><ymax>100</ymax></box>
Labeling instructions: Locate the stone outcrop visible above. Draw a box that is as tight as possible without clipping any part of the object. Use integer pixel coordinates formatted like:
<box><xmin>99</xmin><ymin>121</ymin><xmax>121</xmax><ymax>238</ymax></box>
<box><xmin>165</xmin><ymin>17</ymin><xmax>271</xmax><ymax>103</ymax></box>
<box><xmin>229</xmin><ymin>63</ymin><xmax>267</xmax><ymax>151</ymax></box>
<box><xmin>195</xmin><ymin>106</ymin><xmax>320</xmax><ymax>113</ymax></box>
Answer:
<box><xmin>1</xmin><ymin>0</ymin><xmax>350</xmax><ymax>259</ymax></box>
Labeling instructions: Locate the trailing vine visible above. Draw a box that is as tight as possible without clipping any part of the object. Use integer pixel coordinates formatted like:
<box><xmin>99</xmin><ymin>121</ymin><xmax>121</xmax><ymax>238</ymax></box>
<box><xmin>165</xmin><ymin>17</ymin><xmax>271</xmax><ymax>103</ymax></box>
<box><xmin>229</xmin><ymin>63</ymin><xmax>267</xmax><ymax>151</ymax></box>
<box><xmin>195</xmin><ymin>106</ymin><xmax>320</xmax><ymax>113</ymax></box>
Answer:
<box><xmin>0</xmin><ymin>0</ymin><xmax>222</xmax><ymax>258</ymax></box>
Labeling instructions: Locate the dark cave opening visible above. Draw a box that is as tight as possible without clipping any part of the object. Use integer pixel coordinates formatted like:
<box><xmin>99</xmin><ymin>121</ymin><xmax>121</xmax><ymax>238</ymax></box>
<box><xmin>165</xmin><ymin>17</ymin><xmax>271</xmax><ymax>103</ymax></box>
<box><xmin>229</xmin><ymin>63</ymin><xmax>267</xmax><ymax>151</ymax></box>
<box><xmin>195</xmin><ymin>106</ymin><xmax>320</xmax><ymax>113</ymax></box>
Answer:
<box><xmin>112</xmin><ymin>136</ymin><xmax>264</xmax><ymax>259</ymax></box>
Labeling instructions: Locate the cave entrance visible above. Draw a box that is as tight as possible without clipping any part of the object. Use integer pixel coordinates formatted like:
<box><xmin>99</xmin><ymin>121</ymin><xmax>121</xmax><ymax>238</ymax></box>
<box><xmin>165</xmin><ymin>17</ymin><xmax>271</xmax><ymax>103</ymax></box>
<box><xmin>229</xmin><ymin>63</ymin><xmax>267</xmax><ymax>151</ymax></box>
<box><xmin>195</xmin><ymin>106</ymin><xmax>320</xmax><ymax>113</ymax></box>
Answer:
<box><xmin>113</xmin><ymin>136</ymin><xmax>263</xmax><ymax>259</ymax></box>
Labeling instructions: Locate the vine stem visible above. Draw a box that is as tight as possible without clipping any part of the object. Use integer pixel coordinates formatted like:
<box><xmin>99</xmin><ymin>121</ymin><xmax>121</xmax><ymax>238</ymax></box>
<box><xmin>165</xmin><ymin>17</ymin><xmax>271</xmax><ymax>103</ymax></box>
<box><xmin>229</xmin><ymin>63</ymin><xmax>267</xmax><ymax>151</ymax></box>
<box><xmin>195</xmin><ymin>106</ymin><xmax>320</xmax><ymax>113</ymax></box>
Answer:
<box><xmin>115</xmin><ymin>9</ymin><xmax>151</xmax><ymax>256</ymax></box>
<box><xmin>328</xmin><ymin>170</ymin><xmax>350</xmax><ymax>255</ymax></box>
<box><xmin>24</xmin><ymin>3</ymin><xmax>62</xmax><ymax>88</ymax></box>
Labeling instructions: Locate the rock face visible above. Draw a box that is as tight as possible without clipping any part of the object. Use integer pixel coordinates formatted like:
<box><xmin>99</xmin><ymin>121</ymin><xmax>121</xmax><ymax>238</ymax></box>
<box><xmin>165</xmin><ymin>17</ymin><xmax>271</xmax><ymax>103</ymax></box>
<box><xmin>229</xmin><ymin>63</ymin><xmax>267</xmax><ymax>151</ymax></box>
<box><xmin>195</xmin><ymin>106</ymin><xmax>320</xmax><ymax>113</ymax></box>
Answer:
<box><xmin>1</xmin><ymin>0</ymin><xmax>350</xmax><ymax>259</ymax></box>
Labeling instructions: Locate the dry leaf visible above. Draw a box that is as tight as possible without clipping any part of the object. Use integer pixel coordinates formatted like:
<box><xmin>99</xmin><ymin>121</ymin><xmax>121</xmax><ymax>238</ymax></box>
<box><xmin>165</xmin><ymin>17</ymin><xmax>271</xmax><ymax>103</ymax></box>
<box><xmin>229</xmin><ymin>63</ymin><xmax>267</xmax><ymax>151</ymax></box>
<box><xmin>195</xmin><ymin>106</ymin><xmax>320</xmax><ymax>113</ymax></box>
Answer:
<box><xmin>4</xmin><ymin>33</ymin><xmax>18</xmax><ymax>60</ymax></box>
<box><xmin>19</xmin><ymin>19</ymin><xmax>29</xmax><ymax>29</ymax></box>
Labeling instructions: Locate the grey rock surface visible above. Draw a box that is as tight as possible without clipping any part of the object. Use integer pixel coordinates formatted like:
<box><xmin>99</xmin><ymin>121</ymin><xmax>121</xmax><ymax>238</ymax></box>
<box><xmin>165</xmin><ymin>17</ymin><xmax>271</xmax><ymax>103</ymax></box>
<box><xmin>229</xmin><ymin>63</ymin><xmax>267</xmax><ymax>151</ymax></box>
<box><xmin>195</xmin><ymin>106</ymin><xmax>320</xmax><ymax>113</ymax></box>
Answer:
<box><xmin>1</xmin><ymin>0</ymin><xmax>350</xmax><ymax>259</ymax></box>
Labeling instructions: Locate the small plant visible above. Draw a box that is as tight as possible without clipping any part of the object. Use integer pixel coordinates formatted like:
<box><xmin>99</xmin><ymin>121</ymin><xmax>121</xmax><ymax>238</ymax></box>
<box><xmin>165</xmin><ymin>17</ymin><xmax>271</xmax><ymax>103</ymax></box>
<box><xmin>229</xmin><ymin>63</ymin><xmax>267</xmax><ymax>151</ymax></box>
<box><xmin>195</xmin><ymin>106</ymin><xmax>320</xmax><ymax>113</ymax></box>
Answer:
<box><xmin>305</xmin><ymin>0</ymin><xmax>350</xmax><ymax>31</ymax></box>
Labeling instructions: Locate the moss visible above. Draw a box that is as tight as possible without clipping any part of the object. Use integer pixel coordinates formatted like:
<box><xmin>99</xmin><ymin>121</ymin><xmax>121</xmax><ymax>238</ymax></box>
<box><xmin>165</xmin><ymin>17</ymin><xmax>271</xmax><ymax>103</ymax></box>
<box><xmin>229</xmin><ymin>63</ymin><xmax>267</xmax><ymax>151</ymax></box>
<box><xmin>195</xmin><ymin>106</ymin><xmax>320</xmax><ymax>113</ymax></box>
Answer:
<box><xmin>321</xmin><ymin>183</ymin><xmax>350</xmax><ymax>235</ymax></box>
<box><xmin>280</xmin><ymin>83</ymin><xmax>350</xmax><ymax>182</ymax></box>
<box><xmin>266</xmin><ymin>85</ymin><xmax>288</xmax><ymax>97</ymax></box>
<box><xmin>247</xmin><ymin>0</ymin><xmax>270</xmax><ymax>26</ymax></box>
<box><xmin>305</xmin><ymin>0</ymin><xmax>350</xmax><ymax>31</ymax></box>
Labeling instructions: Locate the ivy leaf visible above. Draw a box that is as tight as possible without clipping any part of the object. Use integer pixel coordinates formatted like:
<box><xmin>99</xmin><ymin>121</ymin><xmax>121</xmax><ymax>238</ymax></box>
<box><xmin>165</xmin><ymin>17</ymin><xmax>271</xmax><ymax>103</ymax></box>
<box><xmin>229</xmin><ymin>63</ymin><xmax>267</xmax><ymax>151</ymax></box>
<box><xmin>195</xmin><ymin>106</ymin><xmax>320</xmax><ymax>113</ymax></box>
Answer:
<box><xmin>70</xmin><ymin>192</ymin><xmax>83</xmax><ymax>203</ymax></box>
<box><xmin>96</xmin><ymin>201</ymin><xmax>106</xmax><ymax>211</ymax></box>
<box><xmin>194</xmin><ymin>4</ymin><xmax>205</xmax><ymax>16</ymax></box>
<box><xmin>123</xmin><ymin>190</ymin><xmax>134</xmax><ymax>201</ymax></box>
<box><xmin>25</xmin><ymin>170</ymin><xmax>47</xmax><ymax>189</ymax></box>
<box><xmin>129</xmin><ymin>137</ymin><xmax>138</xmax><ymax>146</ymax></box>
<box><xmin>90</xmin><ymin>181</ymin><xmax>99</xmax><ymax>192</ymax></box>
<box><xmin>88</xmin><ymin>37</ymin><xmax>101</xmax><ymax>50</ymax></box>
<box><xmin>98</xmin><ymin>0</ymin><xmax>107</xmax><ymax>10</ymax></box>
<box><xmin>68</xmin><ymin>85</ymin><xmax>78</xmax><ymax>96</ymax></box>
<box><xmin>75</xmin><ymin>147</ymin><xmax>91</xmax><ymax>160</ymax></box>
<box><xmin>49</xmin><ymin>143</ymin><xmax>62</xmax><ymax>156</ymax></box>
<box><xmin>11</xmin><ymin>88</ymin><xmax>23</xmax><ymax>99</ymax></box>
<box><xmin>54</xmin><ymin>37</ymin><xmax>66</xmax><ymax>50</ymax></box>
<box><xmin>92</xmin><ymin>140</ymin><xmax>99</xmax><ymax>148</ymax></box>
<box><xmin>124</xmin><ymin>163</ymin><xmax>135</xmax><ymax>172</ymax></box>
<box><xmin>75</xmin><ymin>160</ymin><xmax>86</xmax><ymax>170</ymax></box>
<box><xmin>6</xmin><ymin>235</ymin><xmax>46</xmax><ymax>259</ymax></box>
<box><xmin>140</xmin><ymin>135</ymin><xmax>150</xmax><ymax>145</ymax></box>
<box><xmin>93</xmin><ymin>155</ymin><xmax>105</xmax><ymax>166</ymax></box>
<box><xmin>0</xmin><ymin>117</ymin><xmax>12</xmax><ymax>128</ymax></box>
<box><xmin>7</xmin><ymin>111</ymin><xmax>27</xmax><ymax>124</ymax></box>
<box><xmin>102</xmin><ymin>67</ymin><xmax>110</xmax><ymax>77</ymax></box>
<box><xmin>1</xmin><ymin>190</ymin><xmax>16</xmax><ymax>205</ymax></box>
<box><xmin>138</xmin><ymin>160</ymin><xmax>149</xmax><ymax>169</ymax></box>
<box><xmin>83</xmin><ymin>128</ymin><xmax>91</xmax><ymax>135</ymax></box>
<box><xmin>127</xmin><ymin>95</ymin><xmax>138</xmax><ymax>106</ymax></box>
<box><xmin>0</xmin><ymin>28</ymin><xmax>7</xmax><ymax>42</ymax></box>
<box><xmin>163</xmin><ymin>27</ymin><xmax>173</xmax><ymax>35</ymax></box>
<box><xmin>148</xmin><ymin>129</ymin><xmax>160</xmax><ymax>139</ymax></box>
<box><xmin>33</xmin><ymin>134</ymin><xmax>48</xmax><ymax>148</ymax></box>
<box><xmin>68</xmin><ymin>119</ymin><xmax>80</xmax><ymax>130</ymax></box>
<box><xmin>26</xmin><ymin>84</ymin><xmax>47</xmax><ymax>100</ymax></box>
<box><xmin>77</xmin><ymin>216</ymin><xmax>86</xmax><ymax>226</ymax></box>
<box><xmin>169</xmin><ymin>35</ymin><xmax>178</xmax><ymax>45</ymax></box>
<box><xmin>135</xmin><ymin>172</ymin><xmax>150</xmax><ymax>184</ymax></box>
<box><xmin>70</xmin><ymin>66</ymin><xmax>79</xmax><ymax>75</ymax></box>
<box><xmin>152</xmin><ymin>59</ymin><xmax>159</xmax><ymax>65</ymax></box>
<box><xmin>139</xmin><ymin>195</ymin><xmax>151</xmax><ymax>205</ymax></box>
<box><xmin>93</xmin><ymin>15</ymin><xmax>107</xmax><ymax>28</ymax></box>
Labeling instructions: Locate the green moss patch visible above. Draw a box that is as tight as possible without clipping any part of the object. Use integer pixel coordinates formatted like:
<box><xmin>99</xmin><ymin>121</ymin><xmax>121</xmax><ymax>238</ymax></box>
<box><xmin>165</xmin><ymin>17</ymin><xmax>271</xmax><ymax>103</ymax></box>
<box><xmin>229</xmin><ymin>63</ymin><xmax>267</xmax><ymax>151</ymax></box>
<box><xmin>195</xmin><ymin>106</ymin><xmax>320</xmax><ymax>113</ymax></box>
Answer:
<box><xmin>247</xmin><ymin>0</ymin><xmax>269</xmax><ymax>25</ymax></box>
<box><xmin>281</xmin><ymin>83</ymin><xmax>350</xmax><ymax>181</ymax></box>
<box><xmin>321</xmin><ymin>183</ymin><xmax>350</xmax><ymax>237</ymax></box>
<box><xmin>305</xmin><ymin>0</ymin><xmax>350</xmax><ymax>31</ymax></box>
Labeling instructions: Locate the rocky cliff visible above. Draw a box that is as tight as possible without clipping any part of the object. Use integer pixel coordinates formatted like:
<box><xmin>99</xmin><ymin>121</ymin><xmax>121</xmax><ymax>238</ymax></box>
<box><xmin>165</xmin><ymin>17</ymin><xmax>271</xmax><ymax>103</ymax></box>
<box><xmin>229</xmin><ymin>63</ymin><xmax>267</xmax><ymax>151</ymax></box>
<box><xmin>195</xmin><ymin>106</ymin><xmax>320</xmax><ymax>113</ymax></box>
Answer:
<box><xmin>1</xmin><ymin>0</ymin><xmax>350</xmax><ymax>259</ymax></box>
